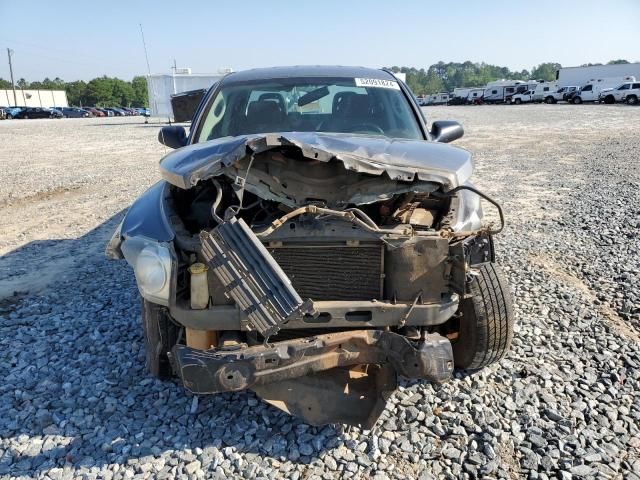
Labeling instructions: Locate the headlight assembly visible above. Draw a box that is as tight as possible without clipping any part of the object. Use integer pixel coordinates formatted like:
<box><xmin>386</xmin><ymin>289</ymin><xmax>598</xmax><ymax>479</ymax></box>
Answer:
<box><xmin>121</xmin><ymin>237</ymin><xmax>173</xmax><ymax>305</ymax></box>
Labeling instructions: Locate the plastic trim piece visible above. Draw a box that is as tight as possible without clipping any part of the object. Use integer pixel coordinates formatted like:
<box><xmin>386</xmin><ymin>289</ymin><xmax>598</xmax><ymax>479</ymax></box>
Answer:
<box><xmin>199</xmin><ymin>217</ymin><xmax>314</xmax><ymax>337</ymax></box>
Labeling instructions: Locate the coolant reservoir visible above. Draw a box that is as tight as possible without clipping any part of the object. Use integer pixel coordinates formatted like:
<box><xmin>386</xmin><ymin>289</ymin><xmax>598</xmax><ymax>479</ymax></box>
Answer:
<box><xmin>188</xmin><ymin>263</ymin><xmax>209</xmax><ymax>309</ymax></box>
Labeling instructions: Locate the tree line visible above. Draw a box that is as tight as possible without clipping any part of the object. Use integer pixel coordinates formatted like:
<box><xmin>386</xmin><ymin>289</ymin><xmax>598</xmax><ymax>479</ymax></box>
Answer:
<box><xmin>388</xmin><ymin>59</ymin><xmax>633</xmax><ymax>95</ymax></box>
<box><xmin>0</xmin><ymin>76</ymin><xmax>148</xmax><ymax>107</ymax></box>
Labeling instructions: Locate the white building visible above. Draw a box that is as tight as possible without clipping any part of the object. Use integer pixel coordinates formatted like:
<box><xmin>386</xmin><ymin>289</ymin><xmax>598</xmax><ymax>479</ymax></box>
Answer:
<box><xmin>556</xmin><ymin>63</ymin><xmax>640</xmax><ymax>87</ymax></box>
<box><xmin>0</xmin><ymin>89</ymin><xmax>68</xmax><ymax>108</ymax></box>
<box><xmin>146</xmin><ymin>70</ymin><xmax>226</xmax><ymax>119</ymax></box>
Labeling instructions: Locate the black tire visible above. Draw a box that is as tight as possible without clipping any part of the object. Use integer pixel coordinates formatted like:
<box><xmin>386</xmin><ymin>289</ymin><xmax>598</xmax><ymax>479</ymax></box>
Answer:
<box><xmin>452</xmin><ymin>263</ymin><xmax>514</xmax><ymax>370</ymax></box>
<box><xmin>573</xmin><ymin>96</ymin><xmax>582</xmax><ymax>104</ymax></box>
<box><xmin>545</xmin><ymin>96</ymin><xmax>555</xmax><ymax>104</ymax></box>
<box><xmin>604</xmin><ymin>95</ymin><xmax>615</xmax><ymax>104</ymax></box>
<box><xmin>514</xmin><ymin>99</ymin><xmax>521</xmax><ymax>105</ymax></box>
<box><xmin>627</xmin><ymin>95</ymin><xmax>638</xmax><ymax>105</ymax></box>
<box><xmin>141</xmin><ymin>299</ymin><xmax>180</xmax><ymax>379</ymax></box>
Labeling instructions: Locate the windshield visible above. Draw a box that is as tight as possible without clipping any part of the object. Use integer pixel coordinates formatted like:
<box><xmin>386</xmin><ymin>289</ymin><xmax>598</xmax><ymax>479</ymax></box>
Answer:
<box><xmin>195</xmin><ymin>77</ymin><xmax>423</xmax><ymax>143</ymax></box>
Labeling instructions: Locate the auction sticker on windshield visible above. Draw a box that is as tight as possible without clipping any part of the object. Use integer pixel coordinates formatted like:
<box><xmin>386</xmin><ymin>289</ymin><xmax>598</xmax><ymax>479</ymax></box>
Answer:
<box><xmin>355</xmin><ymin>78</ymin><xmax>400</xmax><ymax>90</ymax></box>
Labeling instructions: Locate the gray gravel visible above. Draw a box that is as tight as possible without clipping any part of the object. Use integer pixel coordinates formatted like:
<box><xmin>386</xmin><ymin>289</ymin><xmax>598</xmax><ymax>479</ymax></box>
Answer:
<box><xmin>1</xmin><ymin>107</ymin><xmax>639</xmax><ymax>479</ymax></box>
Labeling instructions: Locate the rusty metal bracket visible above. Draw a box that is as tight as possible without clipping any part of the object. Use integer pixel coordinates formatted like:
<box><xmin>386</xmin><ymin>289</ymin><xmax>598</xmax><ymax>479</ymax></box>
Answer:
<box><xmin>172</xmin><ymin>330</ymin><xmax>454</xmax><ymax>394</ymax></box>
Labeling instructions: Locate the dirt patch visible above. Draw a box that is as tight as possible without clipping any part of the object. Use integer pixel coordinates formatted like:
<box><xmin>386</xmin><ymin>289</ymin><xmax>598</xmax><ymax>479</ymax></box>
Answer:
<box><xmin>0</xmin><ymin>184</ymin><xmax>84</xmax><ymax>208</ymax></box>
<box><xmin>529</xmin><ymin>252</ymin><xmax>640</xmax><ymax>342</ymax></box>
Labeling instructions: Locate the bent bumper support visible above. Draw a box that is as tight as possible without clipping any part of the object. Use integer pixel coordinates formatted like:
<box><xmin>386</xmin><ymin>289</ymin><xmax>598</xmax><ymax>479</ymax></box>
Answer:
<box><xmin>171</xmin><ymin>330</ymin><xmax>454</xmax><ymax>395</ymax></box>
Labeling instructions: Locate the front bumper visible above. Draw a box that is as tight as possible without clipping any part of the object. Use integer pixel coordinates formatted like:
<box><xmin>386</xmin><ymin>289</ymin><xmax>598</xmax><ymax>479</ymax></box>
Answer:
<box><xmin>171</xmin><ymin>329</ymin><xmax>454</xmax><ymax>394</ymax></box>
<box><xmin>169</xmin><ymin>296</ymin><xmax>459</xmax><ymax>330</ymax></box>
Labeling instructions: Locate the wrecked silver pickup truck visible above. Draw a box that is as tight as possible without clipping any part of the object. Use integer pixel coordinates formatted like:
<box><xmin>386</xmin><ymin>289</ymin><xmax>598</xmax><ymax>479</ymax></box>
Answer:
<box><xmin>107</xmin><ymin>66</ymin><xmax>514</xmax><ymax>427</ymax></box>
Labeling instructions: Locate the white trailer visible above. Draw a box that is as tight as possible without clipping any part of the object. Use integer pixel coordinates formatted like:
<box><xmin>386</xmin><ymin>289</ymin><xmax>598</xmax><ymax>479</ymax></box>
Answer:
<box><xmin>453</xmin><ymin>87</ymin><xmax>472</xmax><ymax>98</ymax></box>
<box><xmin>426</xmin><ymin>92</ymin><xmax>451</xmax><ymax>105</ymax></box>
<box><xmin>147</xmin><ymin>71</ymin><xmax>225</xmax><ymax>119</ymax></box>
<box><xmin>467</xmin><ymin>88</ymin><xmax>484</xmax><ymax>103</ymax></box>
<box><xmin>483</xmin><ymin>80</ymin><xmax>527</xmax><ymax>104</ymax></box>
<box><xmin>0</xmin><ymin>89</ymin><xmax>68</xmax><ymax>108</ymax></box>
<box><xmin>556</xmin><ymin>63</ymin><xmax>640</xmax><ymax>87</ymax></box>
<box><xmin>532</xmin><ymin>81</ymin><xmax>558</xmax><ymax>102</ymax></box>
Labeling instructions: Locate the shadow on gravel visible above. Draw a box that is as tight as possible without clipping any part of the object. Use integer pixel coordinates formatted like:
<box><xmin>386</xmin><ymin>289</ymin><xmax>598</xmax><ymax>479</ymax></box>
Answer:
<box><xmin>0</xmin><ymin>212</ymin><xmax>342</xmax><ymax>477</ymax></box>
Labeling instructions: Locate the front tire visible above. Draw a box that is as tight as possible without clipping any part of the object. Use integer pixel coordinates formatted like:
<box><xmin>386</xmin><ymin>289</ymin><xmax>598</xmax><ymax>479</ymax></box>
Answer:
<box><xmin>141</xmin><ymin>299</ymin><xmax>180</xmax><ymax>379</ymax></box>
<box><xmin>545</xmin><ymin>97</ymin><xmax>555</xmax><ymax>104</ymax></box>
<box><xmin>573</xmin><ymin>96</ymin><xmax>582</xmax><ymax>104</ymax></box>
<box><xmin>452</xmin><ymin>263</ymin><xmax>515</xmax><ymax>370</ymax></box>
<box><xmin>627</xmin><ymin>95</ymin><xmax>638</xmax><ymax>105</ymax></box>
<box><xmin>514</xmin><ymin>99</ymin><xmax>521</xmax><ymax>105</ymax></box>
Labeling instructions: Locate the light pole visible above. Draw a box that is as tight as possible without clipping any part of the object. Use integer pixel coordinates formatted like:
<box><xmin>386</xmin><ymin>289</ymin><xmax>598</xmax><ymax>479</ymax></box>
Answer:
<box><xmin>7</xmin><ymin>48</ymin><xmax>17</xmax><ymax>107</ymax></box>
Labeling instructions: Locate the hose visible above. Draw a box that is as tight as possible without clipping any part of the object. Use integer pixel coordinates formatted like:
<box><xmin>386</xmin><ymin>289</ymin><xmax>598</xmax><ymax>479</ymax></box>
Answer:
<box><xmin>254</xmin><ymin>205</ymin><xmax>442</xmax><ymax>238</ymax></box>
<box><xmin>210</xmin><ymin>179</ymin><xmax>224</xmax><ymax>224</ymax></box>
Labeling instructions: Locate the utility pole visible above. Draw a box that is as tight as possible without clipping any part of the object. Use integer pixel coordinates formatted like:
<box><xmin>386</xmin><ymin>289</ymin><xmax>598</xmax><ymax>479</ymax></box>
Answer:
<box><xmin>7</xmin><ymin>48</ymin><xmax>17</xmax><ymax>107</ymax></box>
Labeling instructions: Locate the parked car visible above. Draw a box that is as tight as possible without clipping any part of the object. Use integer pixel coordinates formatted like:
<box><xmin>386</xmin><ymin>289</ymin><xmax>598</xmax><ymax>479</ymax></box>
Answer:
<box><xmin>96</xmin><ymin>108</ymin><xmax>114</xmax><ymax>117</ymax></box>
<box><xmin>599</xmin><ymin>81</ymin><xmax>640</xmax><ymax>104</ymax></box>
<box><xmin>82</xmin><ymin>107</ymin><xmax>103</xmax><ymax>117</ymax></box>
<box><xmin>511</xmin><ymin>89</ymin><xmax>535</xmax><ymax>104</ymax></box>
<box><xmin>136</xmin><ymin>107</ymin><xmax>151</xmax><ymax>117</ymax></box>
<box><xmin>3</xmin><ymin>107</ymin><xmax>23</xmax><ymax>119</ymax></box>
<box><xmin>58</xmin><ymin>107</ymin><xmax>91</xmax><ymax>118</ymax></box>
<box><xmin>15</xmin><ymin>107</ymin><xmax>61</xmax><ymax>119</ymax></box>
<box><xmin>106</xmin><ymin>107</ymin><xmax>126</xmax><ymax>116</ymax></box>
<box><xmin>106</xmin><ymin>65</ymin><xmax>514</xmax><ymax>428</ymax></box>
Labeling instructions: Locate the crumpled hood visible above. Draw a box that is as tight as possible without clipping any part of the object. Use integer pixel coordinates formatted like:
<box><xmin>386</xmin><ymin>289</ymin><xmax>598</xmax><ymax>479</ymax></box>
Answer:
<box><xmin>159</xmin><ymin>132</ymin><xmax>473</xmax><ymax>191</ymax></box>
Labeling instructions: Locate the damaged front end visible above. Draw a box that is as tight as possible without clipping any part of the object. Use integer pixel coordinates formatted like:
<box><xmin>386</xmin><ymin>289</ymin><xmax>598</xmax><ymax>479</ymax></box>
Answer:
<box><xmin>112</xmin><ymin>132</ymin><xmax>504</xmax><ymax>427</ymax></box>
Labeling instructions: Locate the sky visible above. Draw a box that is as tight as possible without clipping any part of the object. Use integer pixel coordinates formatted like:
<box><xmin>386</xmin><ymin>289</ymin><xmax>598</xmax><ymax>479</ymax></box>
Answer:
<box><xmin>1</xmin><ymin>0</ymin><xmax>639</xmax><ymax>82</ymax></box>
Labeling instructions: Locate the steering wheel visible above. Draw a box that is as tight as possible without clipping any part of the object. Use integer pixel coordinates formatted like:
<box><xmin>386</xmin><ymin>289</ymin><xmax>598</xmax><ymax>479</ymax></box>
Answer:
<box><xmin>343</xmin><ymin>122</ymin><xmax>385</xmax><ymax>134</ymax></box>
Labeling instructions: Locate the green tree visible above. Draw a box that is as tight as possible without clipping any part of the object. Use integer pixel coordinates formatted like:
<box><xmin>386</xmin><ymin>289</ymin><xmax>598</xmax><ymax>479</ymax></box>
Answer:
<box><xmin>131</xmin><ymin>76</ymin><xmax>148</xmax><ymax>107</ymax></box>
<box><xmin>65</xmin><ymin>80</ymin><xmax>88</xmax><ymax>106</ymax></box>
<box><xmin>17</xmin><ymin>78</ymin><xmax>29</xmax><ymax>89</ymax></box>
<box><xmin>0</xmin><ymin>78</ymin><xmax>12</xmax><ymax>89</ymax></box>
<box><xmin>86</xmin><ymin>76</ymin><xmax>117</xmax><ymax>106</ymax></box>
<box><xmin>608</xmin><ymin>59</ymin><xmax>630</xmax><ymax>64</ymax></box>
<box><xmin>112</xmin><ymin>78</ymin><xmax>135</xmax><ymax>106</ymax></box>
<box><xmin>531</xmin><ymin>63</ymin><xmax>562</xmax><ymax>81</ymax></box>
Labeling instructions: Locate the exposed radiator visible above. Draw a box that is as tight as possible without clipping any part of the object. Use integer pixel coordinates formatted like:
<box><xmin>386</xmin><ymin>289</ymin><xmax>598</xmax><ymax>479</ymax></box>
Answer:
<box><xmin>267</xmin><ymin>243</ymin><xmax>383</xmax><ymax>301</ymax></box>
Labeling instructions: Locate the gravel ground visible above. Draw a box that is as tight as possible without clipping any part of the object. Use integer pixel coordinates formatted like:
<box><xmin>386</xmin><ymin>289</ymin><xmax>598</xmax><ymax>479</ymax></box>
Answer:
<box><xmin>1</xmin><ymin>105</ymin><xmax>639</xmax><ymax>480</ymax></box>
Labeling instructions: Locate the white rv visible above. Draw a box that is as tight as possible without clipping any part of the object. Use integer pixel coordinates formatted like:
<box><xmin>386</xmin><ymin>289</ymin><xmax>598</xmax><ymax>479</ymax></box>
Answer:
<box><xmin>450</xmin><ymin>87</ymin><xmax>484</xmax><ymax>104</ymax></box>
<box><xmin>532</xmin><ymin>82</ymin><xmax>558</xmax><ymax>102</ymax></box>
<box><xmin>483</xmin><ymin>80</ymin><xmax>527</xmax><ymax>104</ymax></box>
<box><xmin>571</xmin><ymin>76</ymin><xmax>637</xmax><ymax>104</ymax></box>
<box><xmin>467</xmin><ymin>88</ymin><xmax>484</xmax><ymax>104</ymax></box>
<box><xmin>427</xmin><ymin>92</ymin><xmax>451</xmax><ymax>105</ymax></box>
<box><xmin>453</xmin><ymin>87</ymin><xmax>472</xmax><ymax>98</ymax></box>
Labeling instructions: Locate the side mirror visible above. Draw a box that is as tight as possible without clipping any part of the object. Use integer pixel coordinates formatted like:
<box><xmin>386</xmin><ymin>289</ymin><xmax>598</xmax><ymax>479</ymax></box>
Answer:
<box><xmin>158</xmin><ymin>125</ymin><xmax>187</xmax><ymax>149</ymax></box>
<box><xmin>431</xmin><ymin>120</ymin><xmax>464</xmax><ymax>143</ymax></box>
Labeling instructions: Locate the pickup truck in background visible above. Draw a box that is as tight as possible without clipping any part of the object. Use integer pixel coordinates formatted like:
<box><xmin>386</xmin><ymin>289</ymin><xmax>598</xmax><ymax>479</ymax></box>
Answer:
<box><xmin>599</xmin><ymin>81</ymin><xmax>640</xmax><ymax>104</ymax></box>
<box><xmin>543</xmin><ymin>86</ymin><xmax>578</xmax><ymax>104</ymax></box>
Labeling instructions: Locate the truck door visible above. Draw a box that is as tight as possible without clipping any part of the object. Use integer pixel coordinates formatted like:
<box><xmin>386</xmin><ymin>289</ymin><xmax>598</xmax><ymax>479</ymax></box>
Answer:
<box><xmin>580</xmin><ymin>84</ymin><xmax>593</xmax><ymax>101</ymax></box>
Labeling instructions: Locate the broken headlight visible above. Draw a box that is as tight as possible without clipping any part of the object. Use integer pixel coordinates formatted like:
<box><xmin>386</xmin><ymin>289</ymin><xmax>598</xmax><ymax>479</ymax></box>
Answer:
<box><xmin>451</xmin><ymin>187</ymin><xmax>483</xmax><ymax>231</ymax></box>
<box><xmin>121</xmin><ymin>237</ymin><xmax>173</xmax><ymax>306</ymax></box>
